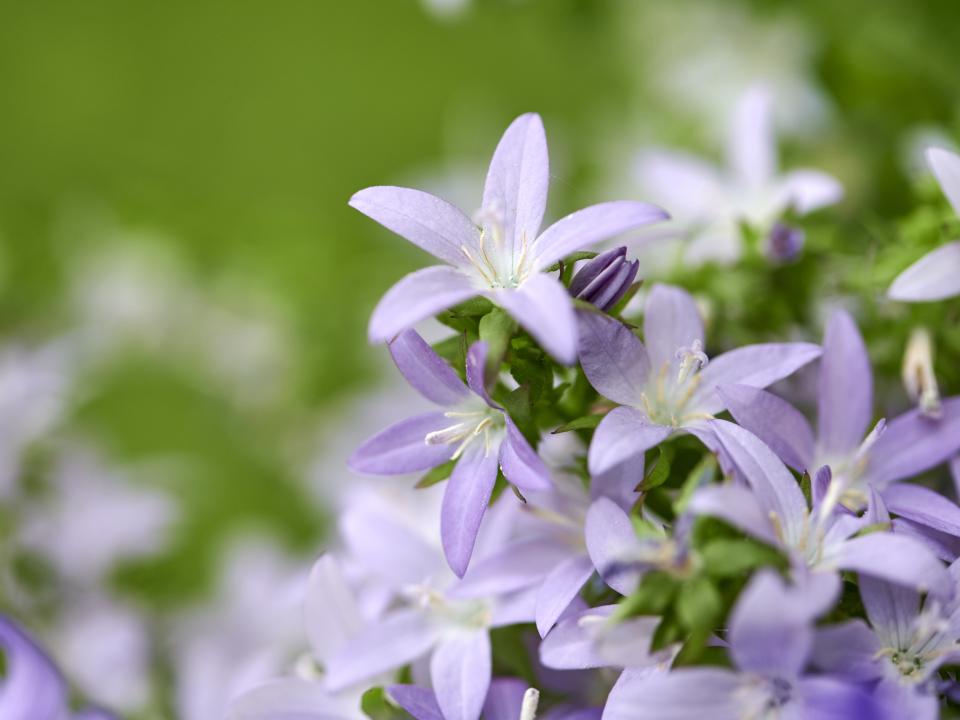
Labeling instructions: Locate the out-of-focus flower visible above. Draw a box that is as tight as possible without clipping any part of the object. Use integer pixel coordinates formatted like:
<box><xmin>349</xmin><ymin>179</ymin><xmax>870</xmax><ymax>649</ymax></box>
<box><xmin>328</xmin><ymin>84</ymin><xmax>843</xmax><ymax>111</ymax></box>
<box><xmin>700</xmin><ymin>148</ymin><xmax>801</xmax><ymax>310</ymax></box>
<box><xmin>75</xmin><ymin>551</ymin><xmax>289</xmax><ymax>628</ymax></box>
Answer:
<box><xmin>577</xmin><ymin>284</ymin><xmax>820</xmax><ymax>474</ymax></box>
<box><xmin>901</xmin><ymin>328</ymin><xmax>941</xmax><ymax>418</ymax></box>
<box><xmin>568</xmin><ymin>247</ymin><xmax>639</xmax><ymax>312</ymax></box>
<box><xmin>632</xmin><ymin>87</ymin><xmax>842</xmax><ymax>265</ymax></box>
<box><xmin>351</xmin><ymin>113</ymin><xmax>666</xmax><ymax>363</ymax></box>
<box><xmin>889</xmin><ymin>147</ymin><xmax>960</xmax><ymax>301</ymax></box>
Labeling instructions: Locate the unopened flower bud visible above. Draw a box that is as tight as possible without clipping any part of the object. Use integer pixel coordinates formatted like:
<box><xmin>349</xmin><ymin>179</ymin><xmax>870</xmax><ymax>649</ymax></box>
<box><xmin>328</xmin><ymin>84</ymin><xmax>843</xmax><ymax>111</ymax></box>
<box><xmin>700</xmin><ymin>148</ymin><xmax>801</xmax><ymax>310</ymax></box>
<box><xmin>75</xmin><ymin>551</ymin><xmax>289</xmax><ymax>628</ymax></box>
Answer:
<box><xmin>902</xmin><ymin>327</ymin><xmax>941</xmax><ymax>418</ymax></box>
<box><xmin>569</xmin><ymin>246</ymin><xmax>640</xmax><ymax>311</ymax></box>
<box><xmin>767</xmin><ymin>222</ymin><xmax>805</xmax><ymax>263</ymax></box>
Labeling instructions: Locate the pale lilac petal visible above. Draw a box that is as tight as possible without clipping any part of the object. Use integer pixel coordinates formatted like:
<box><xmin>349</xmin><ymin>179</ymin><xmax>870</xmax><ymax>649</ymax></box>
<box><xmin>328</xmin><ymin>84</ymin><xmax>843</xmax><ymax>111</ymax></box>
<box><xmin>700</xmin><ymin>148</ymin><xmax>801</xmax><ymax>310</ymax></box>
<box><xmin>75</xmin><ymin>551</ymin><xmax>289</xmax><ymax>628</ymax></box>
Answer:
<box><xmin>325</xmin><ymin>609</ymin><xmax>440</xmax><ymax>691</ymax></box>
<box><xmin>0</xmin><ymin>616</ymin><xmax>68</xmax><ymax>720</ymax></box>
<box><xmin>687</xmin><ymin>484</ymin><xmax>777</xmax><ymax>546</ymax></box>
<box><xmin>709</xmin><ymin>420</ymin><xmax>808</xmax><ymax>545</ymax></box>
<box><xmin>451</xmin><ymin>540</ymin><xmax>569</xmax><ymax>599</ymax></box>
<box><xmin>585</xmin><ymin>497</ymin><xmax>642</xmax><ymax>595</ymax></box>
<box><xmin>728</xmin><ymin>86</ymin><xmax>775</xmax><ymax>190</ymax></box>
<box><xmin>499</xmin><ymin>417</ymin><xmax>552</xmax><ymax>491</ymax></box>
<box><xmin>482</xmin><ymin>679</ymin><xmax>527</xmax><ymax>720</ymax></box>
<box><xmin>928</xmin><ymin>146</ymin><xmax>960</xmax><ymax>216</ymax></box>
<box><xmin>590</xmin><ymin>457</ymin><xmax>643</xmax><ymax>509</ymax></box>
<box><xmin>693</xmin><ymin>343</ymin><xmax>822</xmax><ymax>415</ymax></box>
<box><xmin>389</xmin><ymin>330</ymin><xmax>468</xmax><ymax>406</ymax></box>
<box><xmin>304</xmin><ymin>555</ymin><xmax>364</xmax><ymax>665</ymax></box>
<box><xmin>495</xmin><ymin>274</ymin><xmax>577</xmax><ymax>364</ymax></box>
<box><xmin>643</xmin><ymin>284</ymin><xmax>704</xmax><ymax>372</ymax></box>
<box><xmin>587</xmin><ymin>407</ymin><xmax>671</xmax><ymax>476</ymax></box>
<box><xmin>431</xmin><ymin>630</ymin><xmax>492</xmax><ymax>720</ymax></box>
<box><xmin>465</xmin><ymin>341</ymin><xmax>495</xmax><ymax>406</ymax></box>
<box><xmin>865</xmin><ymin>397</ymin><xmax>960</xmax><ymax>487</ymax></box>
<box><xmin>810</xmin><ymin>620</ymin><xmax>883</xmax><ymax>681</ymax></box>
<box><xmin>369</xmin><ymin>266</ymin><xmax>478</xmax><ymax>343</ymax></box>
<box><xmin>870</xmin><ymin>680</ymin><xmax>939</xmax><ymax>720</ymax></box>
<box><xmin>490</xmin><ymin>585</ymin><xmax>539</xmax><ymax>627</ymax></box>
<box><xmin>632</xmin><ymin>150</ymin><xmax>724</xmax><ymax>221</ymax></box>
<box><xmin>350</xmin><ymin>186</ymin><xmax>479</xmax><ymax>267</ymax></box>
<box><xmin>893</xmin><ymin>517</ymin><xmax>960</xmax><ymax>562</ymax></box>
<box><xmin>348</xmin><ymin>412</ymin><xmax>455</xmax><ymax>475</ymax></box>
<box><xmin>539</xmin><ymin>606</ymin><xmax>615</xmax><ymax>670</ymax></box>
<box><xmin>576</xmin><ymin>311</ymin><xmax>650</xmax><ymax>406</ymax></box>
<box><xmin>229</xmin><ymin>678</ymin><xmax>360</xmax><ymax>720</ymax></box>
<box><xmin>389</xmin><ymin>686</ymin><xmax>444</xmax><ymax>720</ymax></box>
<box><xmin>482</xmin><ymin>113</ymin><xmax>549</xmax><ymax>250</ymax></box>
<box><xmin>441</xmin><ymin>442</ymin><xmax>501</xmax><ymax>577</ymax></box>
<box><xmin>858</xmin><ymin>575</ymin><xmax>920</xmax><ymax>651</ymax></box>
<box><xmin>535</xmin><ymin>555</ymin><xmax>595</xmax><ymax>637</ymax></box>
<box><xmin>532</xmin><ymin>201</ymin><xmax>667</xmax><ymax>272</ymax></box>
<box><xmin>888</xmin><ymin>241</ymin><xmax>960</xmax><ymax>301</ymax></box>
<box><xmin>776</xmin><ymin>170</ymin><xmax>844</xmax><ymax>214</ymax></box>
<box><xmin>883</xmin><ymin>484</ymin><xmax>960</xmax><ymax>538</ymax></box>
<box><xmin>796</xmin><ymin>677</ymin><xmax>884</xmax><ymax>720</ymax></box>
<box><xmin>817</xmin><ymin>309</ymin><xmax>873</xmax><ymax>458</ymax></box>
<box><xmin>601</xmin><ymin>667</ymin><xmax>741</xmax><ymax>720</ymax></box>
<box><xmin>832</xmin><ymin>532</ymin><xmax>951</xmax><ymax>600</ymax></box>
<box><xmin>718</xmin><ymin>384</ymin><xmax>815</xmax><ymax>472</ymax></box>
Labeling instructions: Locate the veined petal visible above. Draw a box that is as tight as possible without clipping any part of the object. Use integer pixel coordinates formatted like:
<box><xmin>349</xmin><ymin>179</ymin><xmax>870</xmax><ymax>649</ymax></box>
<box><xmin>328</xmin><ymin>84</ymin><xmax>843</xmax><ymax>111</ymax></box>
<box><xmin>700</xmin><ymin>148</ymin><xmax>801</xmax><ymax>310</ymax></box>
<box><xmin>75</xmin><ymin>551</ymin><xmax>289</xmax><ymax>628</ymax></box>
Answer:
<box><xmin>0</xmin><ymin>616</ymin><xmax>68</xmax><ymax>720</ymax></box>
<box><xmin>601</xmin><ymin>667</ymin><xmax>741</xmax><ymax>720</ymax></box>
<box><xmin>693</xmin><ymin>342</ymin><xmax>822</xmax><ymax>415</ymax></box>
<box><xmin>369</xmin><ymin>266</ymin><xmax>478</xmax><ymax>344</ymax></box>
<box><xmin>228</xmin><ymin>678</ymin><xmax>361</xmax><ymax>720</ymax></box>
<box><xmin>350</xmin><ymin>186</ymin><xmax>479</xmax><ymax>267</ymax></box>
<box><xmin>810</xmin><ymin>620</ymin><xmax>883</xmax><ymax>681</ymax></box>
<box><xmin>576</xmin><ymin>310</ymin><xmax>650</xmax><ymax>407</ymax></box>
<box><xmin>430</xmin><ymin>630</ymin><xmax>492</xmax><ymax>720</ymax></box>
<box><xmin>817</xmin><ymin>309</ymin><xmax>874</xmax><ymax>458</ymax></box>
<box><xmin>858</xmin><ymin>575</ymin><xmax>919</xmax><ymax>652</ymax></box>
<box><xmin>643</xmin><ymin>284</ymin><xmax>704</xmax><ymax>372</ymax></box>
<box><xmin>832</xmin><ymin>532</ymin><xmax>951</xmax><ymax>600</ymax></box>
<box><xmin>389</xmin><ymin>330</ymin><xmax>469</xmax><ymax>406</ymax></box>
<box><xmin>535</xmin><ymin>555</ymin><xmax>595</xmax><ymax>637</ymax></box>
<box><xmin>441</xmin><ymin>441</ymin><xmax>501</xmax><ymax>577</ymax></box>
<box><xmin>495</xmin><ymin>274</ymin><xmax>577</xmax><ymax>364</ymax></box>
<box><xmin>532</xmin><ymin>201</ymin><xmax>667</xmax><ymax>272</ymax></box>
<box><xmin>718</xmin><ymin>385</ymin><xmax>815</xmax><ymax>472</ymax></box>
<box><xmin>776</xmin><ymin>169</ymin><xmax>844</xmax><ymax>214</ymax></box>
<box><xmin>888</xmin><ymin>242</ymin><xmax>960</xmax><ymax>302</ymax></box>
<box><xmin>482</xmin><ymin>113</ymin><xmax>549</xmax><ymax>254</ymax></box>
<box><xmin>928</xmin><ymin>146</ymin><xmax>960</xmax><ymax>216</ymax></box>
<box><xmin>482</xmin><ymin>679</ymin><xmax>528</xmax><ymax>720</ymax></box>
<box><xmin>499</xmin><ymin>417</ymin><xmax>552</xmax><ymax>491</ymax></box>
<box><xmin>883</xmin><ymin>484</ymin><xmax>960</xmax><ymax>538</ymax></box>
<box><xmin>728</xmin><ymin>86</ymin><xmax>776</xmax><ymax>191</ymax></box>
<box><xmin>587</xmin><ymin>407</ymin><xmax>671</xmax><ymax>476</ymax></box>
<box><xmin>348</xmin><ymin>412</ymin><xmax>455</xmax><ymax>475</ymax></box>
<box><xmin>389</xmin><ymin>686</ymin><xmax>444</xmax><ymax>720</ymax></box>
<box><xmin>465</xmin><ymin>341</ymin><xmax>495</xmax><ymax>407</ymax></box>
<box><xmin>585</xmin><ymin>497</ymin><xmax>643</xmax><ymax>595</ymax></box>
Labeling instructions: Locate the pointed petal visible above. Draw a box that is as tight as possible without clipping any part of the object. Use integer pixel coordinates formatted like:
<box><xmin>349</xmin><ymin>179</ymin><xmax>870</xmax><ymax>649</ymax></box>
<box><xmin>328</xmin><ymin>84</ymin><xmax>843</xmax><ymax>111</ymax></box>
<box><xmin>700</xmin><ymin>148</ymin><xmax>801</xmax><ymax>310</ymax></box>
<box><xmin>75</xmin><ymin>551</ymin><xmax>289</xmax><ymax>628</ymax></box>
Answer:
<box><xmin>817</xmin><ymin>309</ymin><xmax>873</xmax><ymax>457</ymax></box>
<box><xmin>482</xmin><ymin>679</ymin><xmax>528</xmax><ymax>720</ymax></box>
<box><xmin>369</xmin><ymin>266</ymin><xmax>478</xmax><ymax>343</ymax></box>
<box><xmin>0</xmin><ymin>616</ymin><xmax>68</xmax><ymax>719</ymax></box>
<box><xmin>430</xmin><ymin>630</ymin><xmax>492</xmax><ymax>720</ymax></box>
<box><xmin>304</xmin><ymin>555</ymin><xmax>365</xmax><ymax>664</ymax></box>
<box><xmin>865</xmin><ymin>397</ymin><xmax>960</xmax><ymax>486</ymax></box>
<box><xmin>602</xmin><ymin>667</ymin><xmax>742</xmax><ymax>720</ymax></box>
<box><xmin>538</xmin><ymin>605</ymin><xmax>615</xmax><ymax>670</ymax></box>
<box><xmin>810</xmin><ymin>620</ymin><xmax>883</xmax><ymax>681</ymax></box>
<box><xmin>643</xmin><ymin>284</ymin><xmax>704</xmax><ymax>372</ymax></box>
<box><xmin>893</xmin><ymin>517</ymin><xmax>960</xmax><ymax>563</ymax></box>
<box><xmin>858</xmin><ymin>575</ymin><xmax>920</xmax><ymax>651</ymax></box>
<box><xmin>632</xmin><ymin>150</ymin><xmax>724</xmax><ymax>220</ymax></box>
<box><xmin>229</xmin><ymin>678</ymin><xmax>360</xmax><ymax>720</ymax></box>
<box><xmin>718</xmin><ymin>385</ymin><xmax>815</xmax><ymax>472</ymax></box>
<box><xmin>535</xmin><ymin>555</ymin><xmax>595</xmax><ymax>637</ymax></box>
<box><xmin>350</xmin><ymin>186</ymin><xmax>479</xmax><ymax>267</ymax></box>
<box><xmin>532</xmin><ymin>201</ymin><xmax>667</xmax><ymax>272</ymax></box>
<box><xmin>441</xmin><ymin>442</ymin><xmax>500</xmax><ymax>577</ymax></box>
<box><xmin>870</xmin><ymin>680</ymin><xmax>939</xmax><ymax>720</ymax></box>
<box><xmin>585</xmin><ymin>497</ymin><xmax>643</xmax><ymax>595</ymax></box>
<box><xmin>693</xmin><ymin>343</ymin><xmax>822</xmax><ymax>415</ymax></box>
<box><xmin>832</xmin><ymin>532</ymin><xmax>951</xmax><ymax>600</ymax></box>
<box><xmin>888</xmin><ymin>241</ymin><xmax>960</xmax><ymax>302</ymax></box>
<box><xmin>687</xmin><ymin>484</ymin><xmax>778</xmax><ymax>545</ymax></box>
<box><xmin>389</xmin><ymin>330</ymin><xmax>469</xmax><ymax>406</ymax></box>
<box><xmin>576</xmin><ymin>310</ymin><xmax>650</xmax><ymax>406</ymax></box>
<box><xmin>499</xmin><ymin>417</ymin><xmax>552</xmax><ymax>491</ymax></box>
<box><xmin>587</xmin><ymin>407</ymin><xmax>671</xmax><ymax>476</ymax></box>
<box><xmin>495</xmin><ymin>274</ymin><xmax>577</xmax><ymax>364</ymax></box>
<box><xmin>389</xmin><ymin>686</ymin><xmax>445</xmax><ymax>720</ymax></box>
<box><xmin>325</xmin><ymin>609</ymin><xmax>440</xmax><ymax>691</ymax></box>
<box><xmin>452</xmin><ymin>540</ymin><xmax>569</xmax><ymax>598</ymax></box>
<box><xmin>348</xmin><ymin>412</ymin><xmax>455</xmax><ymax>475</ymax></box>
<box><xmin>589</xmin><ymin>456</ymin><xmax>644</xmax><ymax>509</ymax></box>
<box><xmin>776</xmin><ymin>169</ymin><xmax>844</xmax><ymax>214</ymax></box>
<box><xmin>883</xmin><ymin>484</ymin><xmax>960</xmax><ymax>538</ymax></box>
<box><xmin>928</xmin><ymin>146</ymin><xmax>960</xmax><ymax>216</ymax></box>
<box><xmin>483</xmin><ymin>113</ymin><xmax>549</xmax><ymax>250</ymax></box>
<box><xmin>465</xmin><ymin>341</ymin><xmax>495</xmax><ymax>406</ymax></box>
<box><xmin>796</xmin><ymin>677</ymin><xmax>884</xmax><ymax>720</ymax></box>
<box><xmin>729</xmin><ymin>86</ymin><xmax>775</xmax><ymax>190</ymax></box>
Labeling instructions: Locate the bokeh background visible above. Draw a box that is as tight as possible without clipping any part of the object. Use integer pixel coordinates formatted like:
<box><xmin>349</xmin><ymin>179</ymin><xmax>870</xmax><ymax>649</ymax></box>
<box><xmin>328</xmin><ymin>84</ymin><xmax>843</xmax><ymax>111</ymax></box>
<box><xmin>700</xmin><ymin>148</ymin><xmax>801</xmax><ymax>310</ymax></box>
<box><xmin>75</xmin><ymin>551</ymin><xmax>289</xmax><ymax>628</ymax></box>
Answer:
<box><xmin>1</xmin><ymin>0</ymin><xmax>959</xmax><ymax>717</ymax></box>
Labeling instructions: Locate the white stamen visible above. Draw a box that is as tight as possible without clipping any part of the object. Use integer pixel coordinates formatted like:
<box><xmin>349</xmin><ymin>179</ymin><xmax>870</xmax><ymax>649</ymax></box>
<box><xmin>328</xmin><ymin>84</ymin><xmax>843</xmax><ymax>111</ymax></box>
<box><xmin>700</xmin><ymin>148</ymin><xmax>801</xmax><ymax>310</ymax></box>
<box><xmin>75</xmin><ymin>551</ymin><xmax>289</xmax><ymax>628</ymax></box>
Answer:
<box><xmin>519</xmin><ymin>688</ymin><xmax>540</xmax><ymax>720</ymax></box>
<box><xmin>902</xmin><ymin>327</ymin><xmax>942</xmax><ymax>418</ymax></box>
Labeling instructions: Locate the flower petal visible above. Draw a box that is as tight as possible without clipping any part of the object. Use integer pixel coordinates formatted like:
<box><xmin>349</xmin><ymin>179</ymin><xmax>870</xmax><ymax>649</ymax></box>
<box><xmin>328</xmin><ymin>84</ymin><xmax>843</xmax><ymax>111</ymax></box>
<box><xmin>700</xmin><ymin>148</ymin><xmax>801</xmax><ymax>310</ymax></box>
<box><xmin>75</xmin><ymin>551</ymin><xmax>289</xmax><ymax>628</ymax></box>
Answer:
<box><xmin>538</xmin><ymin>605</ymin><xmax>614</xmax><ymax>670</ymax></box>
<box><xmin>817</xmin><ymin>309</ymin><xmax>873</xmax><ymax>457</ymax></box>
<box><xmin>832</xmin><ymin>532</ymin><xmax>951</xmax><ymax>600</ymax></box>
<box><xmin>928</xmin><ymin>146</ymin><xmax>960</xmax><ymax>216</ymax></box>
<box><xmin>430</xmin><ymin>630</ymin><xmax>492</xmax><ymax>720</ymax></box>
<box><xmin>687</xmin><ymin>484</ymin><xmax>778</xmax><ymax>545</ymax></box>
<box><xmin>883</xmin><ymin>483</ymin><xmax>960</xmax><ymax>538</ymax></box>
<box><xmin>585</xmin><ymin>497</ymin><xmax>643</xmax><ymax>595</ymax></box>
<box><xmin>441</xmin><ymin>442</ymin><xmax>501</xmax><ymax>577</ymax></box>
<box><xmin>717</xmin><ymin>384</ymin><xmax>815</xmax><ymax>472</ymax></box>
<box><xmin>728</xmin><ymin>86</ymin><xmax>775</xmax><ymax>191</ymax></box>
<box><xmin>495</xmin><ymin>273</ymin><xmax>577</xmax><ymax>364</ymax></box>
<box><xmin>499</xmin><ymin>417</ymin><xmax>552</xmax><ymax>491</ymax></box>
<box><xmin>464</xmin><ymin>341</ymin><xmax>496</xmax><ymax>407</ymax></box>
<box><xmin>348</xmin><ymin>412</ymin><xmax>455</xmax><ymax>475</ymax></box>
<box><xmin>587</xmin><ymin>407</ymin><xmax>671</xmax><ymax>476</ymax></box>
<box><xmin>796</xmin><ymin>677</ymin><xmax>884</xmax><ymax>720</ymax></box>
<box><xmin>389</xmin><ymin>330</ymin><xmax>469</xmax><ymax>406</ymax></box>
<box><xmin>350</xmin><ymin>186</ymin><xmax>479</xmax><ymax>267</ymax></box>
<box><xmin>858</xmin><ymin>575</ymin><xmax>920</xmax><ymax>652</ymax></box>
<box><xmin>0</xmin><ymin>616</ymin><xmax>68</xmax><ymax>720</ymax></box>
<box><xmin>643</xmin><ymin>284</ymin><xmax>704</xmax><ymax>372</ymax></box>
<box><xmin>532</xmin><ymin>201</ymin><xmax>667</xmax><ymax>272</ymax></box>
<box><xmin>776</xmin><ymin>169</ymin><xmax>844</xmax><ymax>214</ymax></box>
<box><xmin>304</xmin><ymin>555</ymin><xmax>365</xmax><ymax>665</ymax></box>
<box><xmin>632</xmin><ymin>150</ymin><xmax>724</xmax><ymax>221</ymax></box>
<box><xmin>389</xmin><ymin>685</ymin><xmax>445</xmax><ymax>720</ymax></box>
<box><xmin>482</xmin><ymin>679</ymin><xmax>528</xmax><ymax>720</ymax></box>
<box><xmin>452</xmin><ymin>540</ymin><xmax>569</xmax><ymax>599</ymax></box>
<box><xmin>229</xmin><ymin>678</ymin><xmax>360</xmax><ymax>720</ymax></box>
<box><xmin>369</xmin><ymin>266</ymin><xmax>478</xmax><ymax>344</ymax></box>
<box><xmin>576</xmin><ymin>310</ymin><xmax>650</xmax><ymax>406</ymax></box>
<box><xmin>535</xmin><ymin>555</ymin><xmax>595</xmax><ymax>637</ymax></box>
<box><xmin>602</xmin><ymin>667</ymin><xmax>742</xmax><ymax>720</ymax></box>
<box><xmin>810</xmin><ymin>620</ymin><xmax>883</xmax><ymax>681</ymax></box>
<box><xmin>888</xmin><ymin>241</ymin><xmax>960</xmax><ymax>302</ymax></box>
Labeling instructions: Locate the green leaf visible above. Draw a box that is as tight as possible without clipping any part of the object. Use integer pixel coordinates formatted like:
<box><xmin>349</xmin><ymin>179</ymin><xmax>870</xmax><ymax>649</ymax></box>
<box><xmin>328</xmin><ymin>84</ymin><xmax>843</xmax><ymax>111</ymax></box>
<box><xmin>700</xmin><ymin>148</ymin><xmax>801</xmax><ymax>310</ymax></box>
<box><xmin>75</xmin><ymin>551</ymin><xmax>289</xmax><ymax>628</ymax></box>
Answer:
<box><xmin>451</xmin><ymin>296</ymin><xmax>494</xmax><ymax>317</ymax></box>
<box><xmin>415</xmin><ymin>460</ymin><xmax>455</xmax><ymax>489</ymax></box>
<box><xmin>544</xmin><ymin>251</ymin><xmax>598</xmax><ymax>273</ymax></box>
<box><xmin>479</xmin><ymin>307</ymin><xmax>515</xmax><ymax>372</ymax></box>
<box><xmin>700</xmin><ymin>538</ymin><xmax>784</xmax><ymax>577</ymax></box>
<box><xmin>361</xmin><ymin>687</ymin><xmax>404</xmax><ymax>720</ymax></box>
<box><xmin>650</xmin><ymin>612</ymin><xmax>685</xmax><ymax>652</ymax></box>
<box><xmin>551</xmin><ymin>414</ymin><xmax>604</xmax><ymax>434</ymax></box>
<box><xmin>673</xmin><ymin>454</ymin><xmax>716</xmax><ymax>514</ymax></box>
<box><xmin>676</xmin><ymin>576</ymin><xmax>722</xmax><ymax>634</ymax></box>
<box><xmin>638</xmin><ymin>445</ymin><xmax>674</xmax><ymax>493</ymax></box>
<box><xmin>613</xmin><ymin>571</ymin><xmax>677</xmax><ymax>621</ymax></box>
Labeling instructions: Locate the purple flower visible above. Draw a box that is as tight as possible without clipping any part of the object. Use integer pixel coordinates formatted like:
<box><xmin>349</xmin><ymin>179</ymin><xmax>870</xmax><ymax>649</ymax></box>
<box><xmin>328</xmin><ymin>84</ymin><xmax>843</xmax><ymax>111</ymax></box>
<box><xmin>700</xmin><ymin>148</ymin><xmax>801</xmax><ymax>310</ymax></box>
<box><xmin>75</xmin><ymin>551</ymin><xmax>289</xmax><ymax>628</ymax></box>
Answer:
<box><xmin>351</xmin><ymin>113</ymin><xmax>667</xmax><ymax>363</ymax></box>
<box><xmin>568</xmin><ymin>247</ymin><xmax>639</xmax><ymax>311</ymax></box>
<box><xmin>720</xmin><ymin>309</ymin><xmax>960</xmax><ymax>520</ymax></box>
<box><xmin>389</xmin><ymin>678</ymin><xmax>537</xmax><ymax>720</ymax></box>
<box><xmin>349</xmin><ymin>330</ymin><xmax>551</xmax><ymax>576</ymax></box>
<box><xmin>766</xmin><ymin>222</ymin><xmax>805</xmax><ymax>263</ymax></box>
<box><xmin>577</xmin><ymin>283</ymin><xmax>821</xmax><ymax>475</ymax></box>
<box><xmin>602</xmin><ymin>571</ymin><xmax>878</xmax><ymax>720</ymax></box>
<box><xmin>689</xmin><ymin>420</ymin><xmax>952</xmax><ymax>599</ymax></box>
<box><xmin>889</xmin><ymin>147</ymin><xmax>960</xmax><ymax>301</ymax></box>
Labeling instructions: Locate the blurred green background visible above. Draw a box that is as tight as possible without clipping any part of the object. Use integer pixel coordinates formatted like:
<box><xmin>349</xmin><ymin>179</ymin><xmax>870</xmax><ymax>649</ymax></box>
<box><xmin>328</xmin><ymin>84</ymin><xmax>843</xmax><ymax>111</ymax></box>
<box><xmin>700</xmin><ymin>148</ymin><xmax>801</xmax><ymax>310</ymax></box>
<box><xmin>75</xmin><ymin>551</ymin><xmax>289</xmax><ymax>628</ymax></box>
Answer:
<box><xmin>1</xmin><ymin>0</ymin><xmax>959</xmax><ymax>611</ymax></box>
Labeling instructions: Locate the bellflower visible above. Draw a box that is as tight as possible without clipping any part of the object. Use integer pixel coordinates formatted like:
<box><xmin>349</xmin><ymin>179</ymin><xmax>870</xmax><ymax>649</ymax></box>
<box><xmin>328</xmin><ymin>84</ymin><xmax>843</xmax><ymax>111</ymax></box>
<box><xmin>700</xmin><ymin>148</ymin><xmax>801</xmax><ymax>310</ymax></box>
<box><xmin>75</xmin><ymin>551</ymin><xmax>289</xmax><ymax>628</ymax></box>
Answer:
<box><xmin>577</xmin><ymin>283</ymin><xmax>821</xmax><ymax>475</ymax></box>
<box><xmin>602</xmin><ymin>571</ymin><xmax>878</xmax><ymax>720</ymax></box>
<box><xmin>689</xmin><ymin>420</ymin><xmax>952</xmax><ymax>599</ymax></box>
<box><xmin>889</xmin><ymin>147</ymin><xmax>960</xmax><ymax>301</ymax></box>
<box><xmin>720</xmin><ymin>309</ymin><xmax>960</xmax><ymax>516</ymax></box>
<box><xmin>812</xmin><ymin>563</ymin><xmax>960</xmax><ymax>720</ymax></box>
<box><xmin>632</xmin><ymin>86</ymin><xmax>842</xmax><ymax>265</ymax></box>
<box><xmin>351</xmin><ymin>112</ymin><xmax>668</xmax><ymax>363</ymax></box>
<box><xmin>349</xmin><ymin>330</ymin><xmax>551</xmax><ymax>576</ymax></box>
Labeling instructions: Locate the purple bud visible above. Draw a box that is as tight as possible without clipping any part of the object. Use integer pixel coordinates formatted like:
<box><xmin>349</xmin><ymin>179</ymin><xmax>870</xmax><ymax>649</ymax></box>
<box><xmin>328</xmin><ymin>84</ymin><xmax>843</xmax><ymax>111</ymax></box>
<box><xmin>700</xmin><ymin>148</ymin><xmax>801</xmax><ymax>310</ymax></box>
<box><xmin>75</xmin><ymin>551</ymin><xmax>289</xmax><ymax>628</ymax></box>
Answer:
<box><xmin>569</xmin><ymin>247</ymin><xmax>640</xmax><ymax>311</ymax></box>
<box><xmin>767</xmin><ymin>223</ymin><xmax>805</xmax><ymax>263</ymax></box>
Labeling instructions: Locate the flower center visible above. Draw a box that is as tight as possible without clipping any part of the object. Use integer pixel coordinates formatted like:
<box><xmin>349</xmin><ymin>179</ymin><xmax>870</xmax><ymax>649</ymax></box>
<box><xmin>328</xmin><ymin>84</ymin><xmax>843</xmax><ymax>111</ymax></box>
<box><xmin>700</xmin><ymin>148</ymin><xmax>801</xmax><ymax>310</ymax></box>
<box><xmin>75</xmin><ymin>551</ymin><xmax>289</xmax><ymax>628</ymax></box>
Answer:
<box><xmin>640</xmin><ymin>341</ymin><xmax>711</xmax><ymax>427</ymax></box>
<box><xmin>460</xmin><ymin>210</ymin><xmax>532</xmax><ymax>289</ymax></box>
<box><xmin>425</xmin><ymin>408</ymin><xmax>502</xmax><ymax>460</ymax></box>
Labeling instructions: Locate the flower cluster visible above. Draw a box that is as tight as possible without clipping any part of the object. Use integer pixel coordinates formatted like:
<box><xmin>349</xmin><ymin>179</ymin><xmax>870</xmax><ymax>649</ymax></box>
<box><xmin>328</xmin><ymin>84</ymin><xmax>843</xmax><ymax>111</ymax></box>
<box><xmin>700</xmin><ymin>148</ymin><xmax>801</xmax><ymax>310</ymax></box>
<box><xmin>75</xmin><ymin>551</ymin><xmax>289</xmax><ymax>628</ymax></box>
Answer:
<box><xmin>231</xmin><ymin>116</ymin><xmax>959</xmax><ymax>720</ymax></box>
